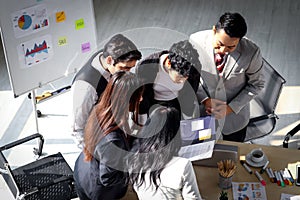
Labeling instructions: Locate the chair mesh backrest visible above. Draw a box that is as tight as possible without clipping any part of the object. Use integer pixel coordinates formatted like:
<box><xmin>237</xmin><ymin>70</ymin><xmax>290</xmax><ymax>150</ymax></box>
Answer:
<box><xmin>253</xmin><ymin>59</ymin><xmax>286</xmax><ymax>114</ymax></box>
<box><xmin>246</xmin><ymin>59</ymin><xmax>286</xmax><ymax>141</ymax></box>
<box><xmin>12</xmin><ymin>153</ymin><xmax>77</xmax><ymax>200</ymax></box>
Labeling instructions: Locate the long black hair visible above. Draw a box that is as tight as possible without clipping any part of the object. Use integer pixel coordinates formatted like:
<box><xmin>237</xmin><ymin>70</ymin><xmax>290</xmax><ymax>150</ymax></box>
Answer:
<box><xmin>128</xmin><ymin>106</ymin><xmax>181</xmax><ymax>189</ymax></box>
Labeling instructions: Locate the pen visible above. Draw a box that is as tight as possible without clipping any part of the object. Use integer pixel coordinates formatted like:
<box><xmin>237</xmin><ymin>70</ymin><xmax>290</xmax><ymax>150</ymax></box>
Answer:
<box><xmin>240</xmin><ymin>160</ymin><xmax>252</xmax><ymax>174</ymax></box>
<box><xmin>260</xmin><ymin>160</ymin><xmax>269</xmax><ymax>174</ymax></box>
<box><xmin>255</xmin><ymin>171</ymin><xmax>266</xmax><ymax>186</ymax></box>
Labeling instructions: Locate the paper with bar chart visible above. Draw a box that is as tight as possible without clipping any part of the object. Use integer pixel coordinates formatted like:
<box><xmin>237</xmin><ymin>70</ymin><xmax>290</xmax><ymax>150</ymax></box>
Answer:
<box><xmin>17</xmin><ymin>34</ymin><xmax>53</xmax><ymax>68</ymax></box>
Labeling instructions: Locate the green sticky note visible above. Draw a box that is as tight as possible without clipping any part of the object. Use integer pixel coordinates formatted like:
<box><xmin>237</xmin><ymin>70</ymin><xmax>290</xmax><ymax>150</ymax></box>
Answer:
<box><xmin>75</xmin><ymin>18</ymin><xmax>85</xmax><ymax>30</ymax></box>
<box><xmin>58</xmin><ymin>36</ymin><xmax>67</xmax><ymax>46</ymax></box>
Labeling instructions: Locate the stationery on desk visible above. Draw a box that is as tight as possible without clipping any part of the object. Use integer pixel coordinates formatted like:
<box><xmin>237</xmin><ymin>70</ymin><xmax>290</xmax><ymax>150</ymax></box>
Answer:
<box><xmin>192</xmin><ymin>141</ymin><xmax>300</xmax><ymax>200</ymax></box>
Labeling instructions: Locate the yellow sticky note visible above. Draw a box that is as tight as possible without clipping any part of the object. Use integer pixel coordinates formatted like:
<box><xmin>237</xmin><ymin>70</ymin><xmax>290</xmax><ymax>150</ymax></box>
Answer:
<box><xmin>56</xmin><ymin>11</ymin><xmax>66</xmax><ymax>23</ymax></box>
<box><xmin>58</xmin><ymin>36</ymin><xmax>67</xmax><ymax>46</ymax></box>
<box><xmin>198</xmin><ymin>129</ymin><xmax>211</xmax><ymax>140</ymax></box>
<box><xmin>75</xmin><ymin>18</ymin><xmax>85</xmax><ymax>30</ymax></box>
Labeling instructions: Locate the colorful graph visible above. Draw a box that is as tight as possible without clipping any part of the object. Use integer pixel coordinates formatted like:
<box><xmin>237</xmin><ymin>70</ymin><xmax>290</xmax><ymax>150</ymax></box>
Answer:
<box><xmin>12</xmin><ymin>4</ymin><xmax>49</xmax><ymax>38</ymax></box>
<box><xmin>18</xmin><ymin>15</ymin><xmax>32</xmax><ymax>30</ymax></box>
<box><xmin>25</xmin><ymin>40</ymin><xmax>48</xmax><ymax>58</ymax></box>
<box><xmin>17</xmin><ymin>35</ymin><xmax>53</xmax><ymax>68</ymax></box>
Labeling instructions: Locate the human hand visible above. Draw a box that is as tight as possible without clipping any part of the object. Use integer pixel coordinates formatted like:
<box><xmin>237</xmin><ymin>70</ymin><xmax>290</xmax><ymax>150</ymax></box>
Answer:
<box><xmin>203</xmin><ymin>98</ymin><xmax>233</xmax><ymax>119</ymax></box>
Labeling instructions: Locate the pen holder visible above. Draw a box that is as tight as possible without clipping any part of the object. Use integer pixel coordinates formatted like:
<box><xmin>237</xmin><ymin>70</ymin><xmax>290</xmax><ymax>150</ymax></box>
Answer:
<box><xmin>218</xmin><ymin>174</ymin><xmax>233</xmax><ymax>189</ymax></box>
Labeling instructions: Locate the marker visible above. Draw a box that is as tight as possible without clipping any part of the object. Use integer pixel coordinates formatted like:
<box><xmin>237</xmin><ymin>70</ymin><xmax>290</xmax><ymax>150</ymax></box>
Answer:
<box><xmin>266</xmin><ymin>168</ymin><xmax>274</xmax><ymax>183</ymax></box>
<box><xmin>275</xmin><ymin>170</ymin><xmax>285</xmax><ymax>187</ymax></box>
<box><xmin>274</xmin><ymin>171</ymin><xmax>281</xmax><ymax>186</ymax></box>
<box><xmin>255</xmin><ymin>171</ymin><xmax>266</xmax><ymax>186</ymax></box>
<box><xmin>281</xmin><ymin>169</ymin><xmax>293</xmax><ymax>186</ymax></box>
<box><xmin>286</xmin><ymin>168</ymin><xmax>295</xmax><ymax>184</ymax></box>
<box><xmin>260</xmin><ymin>160</ymin><xmax>270</xmax><ymax>174</ymax></box>
<box><xmin>240</xmin><ymin>160</ymin><xmax>252</xmax><ymax>174</ymax></box>
<box><xmin>269</xmin><ymin>168</ymin><xmax>277</xmax><ymax>183</ymax></box>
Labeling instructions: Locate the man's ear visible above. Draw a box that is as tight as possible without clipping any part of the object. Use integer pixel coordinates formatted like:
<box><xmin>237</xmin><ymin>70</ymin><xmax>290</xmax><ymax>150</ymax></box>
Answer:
<box><xmin>105</xmin><ymin>56</ymin><xmax>114</xmax><ymax>65</ymax></box>
<box><xmin>212</xmin><ymin>25</ymin><xmax>217</xmax><ymax>34</ymax></box>
<box><xmin>166</xmin><ymin>58</ymin><xmax>171</xmax><ymax>69</ymax></box>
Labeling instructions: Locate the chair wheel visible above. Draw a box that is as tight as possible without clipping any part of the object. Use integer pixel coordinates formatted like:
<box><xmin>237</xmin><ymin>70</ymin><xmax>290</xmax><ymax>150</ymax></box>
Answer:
<box><xmin>37</xmin><ymin>110</ymin><xmax>42</xmax><ymax>118</ymax></box>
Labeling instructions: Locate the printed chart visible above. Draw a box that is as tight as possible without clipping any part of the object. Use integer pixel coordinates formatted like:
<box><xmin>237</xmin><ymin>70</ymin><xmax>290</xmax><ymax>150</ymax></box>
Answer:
<box><xmin>17</xmin><ymin>34</ymin><xmax>53</xmax><ymax>68</ymax></box>
<box><xmin>11</xmin><ymin>4</ymin><xmax>49</xmax><ymax>38</ymax></box>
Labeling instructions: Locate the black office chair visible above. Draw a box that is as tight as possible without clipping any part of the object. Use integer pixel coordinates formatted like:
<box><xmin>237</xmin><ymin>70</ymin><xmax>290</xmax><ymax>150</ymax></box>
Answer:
<box><xmin>245</xmin><ymin>58</ymin><xmax>286</xmax><ymax>142</ymax></box>
<box><xmin>283</xmin><ymin>123</ymin><xmax>300</xmax><ymax>149</ymax></box>
<box><xmin>0</xmin><ymin>133</ymin><xmax>77</xmax><ymax>200</ymax></box>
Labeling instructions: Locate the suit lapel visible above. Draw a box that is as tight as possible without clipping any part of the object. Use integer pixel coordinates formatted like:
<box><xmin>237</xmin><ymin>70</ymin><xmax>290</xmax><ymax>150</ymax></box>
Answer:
<box><xmin>223</xmin><ymin>46</ymin><xmax>241</xmax><ymax>80</ymax></box>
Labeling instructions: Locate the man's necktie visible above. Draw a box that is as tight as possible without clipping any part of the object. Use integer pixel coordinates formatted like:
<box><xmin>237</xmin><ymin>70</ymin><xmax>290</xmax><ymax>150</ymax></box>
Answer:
<box><xmin>215</xmin><ymin>53</ymin><xmax>226</xmax><ymax>73</ymax></box>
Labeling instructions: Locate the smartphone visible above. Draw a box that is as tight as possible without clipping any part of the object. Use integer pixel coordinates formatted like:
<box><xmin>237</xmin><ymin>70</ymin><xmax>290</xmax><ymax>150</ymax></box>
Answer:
<box><xmin>296</xmin><ymin>164</ymin><xmax>300</xmax><ymax>186</ymax></box>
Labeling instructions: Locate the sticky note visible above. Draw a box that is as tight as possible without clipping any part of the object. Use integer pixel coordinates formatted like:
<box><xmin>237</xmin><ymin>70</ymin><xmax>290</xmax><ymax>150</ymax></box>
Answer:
<box><xmin>56</xmin><ymin>11</ymin><xmax>66</xmax><ymax>23</ymax></box>
<box><xmin>81</xmin><ymin>42</ymin><xmax>91</xmax><ymax>53</ymax></box>
<box><xmin>75</xmin><ymin>18</ymin><xmax>85</xmax><ymax>30</ymax></box>
<box><xmin>198</xmin><ymin>129</ymin><xmax>211</xmax><ymax>140</ymax></box>
<box><xmin>58</xmin><ymin>36</ymin><xmax>67</xmax><ymax>46</ymax></box>
<box><xmin>191</xmin><ymin>119</ymin><xmax>204</xmax><ymax>131</ymax></box>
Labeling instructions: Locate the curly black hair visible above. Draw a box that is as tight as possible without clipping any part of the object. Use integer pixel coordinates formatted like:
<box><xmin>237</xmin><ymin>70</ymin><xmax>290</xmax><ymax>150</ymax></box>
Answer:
<box><xmin>168</xmin><ymin>40</ymin><xmax>200</xmax><ymax>77</ymax></box>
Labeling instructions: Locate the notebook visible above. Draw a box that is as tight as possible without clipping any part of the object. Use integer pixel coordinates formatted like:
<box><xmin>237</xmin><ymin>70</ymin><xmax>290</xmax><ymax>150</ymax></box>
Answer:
<box><xmin>178</xmin><ymin>116</ymin><xmax>216</xmax><ymax>161</ymax></box>
<box><xmin>180</xmin><ymin>116</ymin><xmax>216</xmax><ymax>145</ymax></box>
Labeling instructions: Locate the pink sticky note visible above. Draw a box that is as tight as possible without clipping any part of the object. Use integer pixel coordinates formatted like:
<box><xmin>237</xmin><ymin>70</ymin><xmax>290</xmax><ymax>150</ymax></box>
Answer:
<box><xmin>81</xmin><ymin>42</ymin><xmax>90</xmax><ymax>53</ymax></box>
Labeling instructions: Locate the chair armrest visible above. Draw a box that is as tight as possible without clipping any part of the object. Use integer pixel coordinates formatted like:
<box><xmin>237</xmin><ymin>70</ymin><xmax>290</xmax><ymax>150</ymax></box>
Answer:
<box><xmin>0</xmin><ymin>133</ymin><xmax>44</xmax><ymax>157</ymax></box>
<box><xmin>249</xmin><ymin>113</ymin><xmax>278</xmax><ymax>123</ymax></box>
<box><xmin>283</xmin><ymin>123</ymin><xmax>300</xmax><ymax>148</ymax></box>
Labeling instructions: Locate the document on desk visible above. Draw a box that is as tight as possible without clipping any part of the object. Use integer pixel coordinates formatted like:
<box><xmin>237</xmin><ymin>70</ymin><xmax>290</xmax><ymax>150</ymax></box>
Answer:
<box><xmin>178</xmin><ymin>140</ymin><xmax>215</xmax><ymax>161</ymax></box>
<box><xmin>232</xmin><ymin>182</ymin><xmax>267</xmax><ymax>200</ymax></box>
<box><xmin>281</xmin><ymin>193</ymin><xmax>300</xmax><ymax>200</ymax></box>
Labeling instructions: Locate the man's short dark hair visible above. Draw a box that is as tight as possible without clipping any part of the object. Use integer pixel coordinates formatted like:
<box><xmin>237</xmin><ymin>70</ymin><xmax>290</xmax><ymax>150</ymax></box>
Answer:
<box><xmin>215</xmin><ymin>12</ymin><xmax>247</xmax><ymax>38</ymax></box>
<box><xmin>103</xmin><ymin>34</ymin><xmax>142</xmax><ymax>64</ymax></box>
<box><xmin>168</xmin><ymin>40</ymin><xmax>200</xmax><ymax>77</ymax></box>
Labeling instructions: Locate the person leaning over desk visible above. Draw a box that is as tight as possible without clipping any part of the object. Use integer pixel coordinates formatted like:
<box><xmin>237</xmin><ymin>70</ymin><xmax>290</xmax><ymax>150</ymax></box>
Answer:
<box><xmin>73</xmin><ymin>71</ymin><xmax>144</xmax><ymax>200</ymax></box>
<box><xmin>128</xmin><ymin>106</ymin><xmax>202</xmax><ymax>200</ymax></box>
<box><xmin>70</xmin><ymin>34</ymin><xmax>142</xmax><ymax>147</ymax></box>
<box><xmin>189</xmin><ymin>12</ymin><xmax>265</xmax><ymax>142</ymax></box>
<box><xmin>135</xmin><ymin>40</ymin><xmax>201</xmax><ymax>121</ymax></box>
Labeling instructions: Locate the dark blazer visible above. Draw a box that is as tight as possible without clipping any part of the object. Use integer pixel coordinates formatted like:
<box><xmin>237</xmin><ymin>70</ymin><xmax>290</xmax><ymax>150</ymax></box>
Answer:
<box><xmin>74</xmin><ymin>129</ymin><xmax>129</xmax><ymax>200</ymax></box>
<box><xmin>136</xmin><ymin>51</ymin><xmax>201</xmax><ymax>117</ymax></box>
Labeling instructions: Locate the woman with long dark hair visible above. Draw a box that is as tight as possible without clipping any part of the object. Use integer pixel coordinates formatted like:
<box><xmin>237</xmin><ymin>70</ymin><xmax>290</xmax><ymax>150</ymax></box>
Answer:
<box><xmin>74</xmin><ymin>71</ymin><xmax>143</xmax><ymax>200</ymax></box>
<box><xmin>128</xmin><ymin>106</ymin><xmax>202</xmax><ymax>199</ymax></box>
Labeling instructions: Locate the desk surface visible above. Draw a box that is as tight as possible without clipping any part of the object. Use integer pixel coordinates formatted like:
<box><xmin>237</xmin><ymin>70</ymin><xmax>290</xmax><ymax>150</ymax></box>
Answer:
<box><xmin>194</xmin><ymin>140</ymin><xmax>300</xmax><ymax>200</ymax></box>
<box><xmin>123</xmin><ymin>141</ymin><xmax>300</xmax><ymax>200</ymax></box>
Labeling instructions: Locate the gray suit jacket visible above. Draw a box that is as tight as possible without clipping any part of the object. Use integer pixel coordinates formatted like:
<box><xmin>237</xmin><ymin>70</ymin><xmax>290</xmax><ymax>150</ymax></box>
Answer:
<box><xmin>189</xmin><ymin>30</ymin><xmax>265</xmax><ymax>134</ymax></box>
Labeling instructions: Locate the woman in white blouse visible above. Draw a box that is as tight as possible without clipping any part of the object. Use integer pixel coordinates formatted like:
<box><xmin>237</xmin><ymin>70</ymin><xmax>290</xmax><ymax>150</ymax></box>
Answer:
<box><xmin>128</xmin><ymin>106</ymin><xmax>202</xmax><ymax>200</ymax></box>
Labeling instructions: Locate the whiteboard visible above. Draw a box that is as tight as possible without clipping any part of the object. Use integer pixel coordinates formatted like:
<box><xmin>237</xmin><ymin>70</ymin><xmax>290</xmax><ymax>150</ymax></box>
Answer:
<box><xmin>0</xmin><ymin>0</ymin><xmax>97</xmax><ymax>97</ymax></box>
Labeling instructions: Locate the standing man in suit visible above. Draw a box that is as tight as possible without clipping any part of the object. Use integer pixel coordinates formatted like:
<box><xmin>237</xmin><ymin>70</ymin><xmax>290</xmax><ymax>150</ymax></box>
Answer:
<box><xmin>71</xmin><ymin>34</ymin><xmax>142</xmax><ymax>147</ymax></box>
<box><xmin>189</xmin><ymin>12</ymin><xmax>265</xmax><ymax>142</ymax></box>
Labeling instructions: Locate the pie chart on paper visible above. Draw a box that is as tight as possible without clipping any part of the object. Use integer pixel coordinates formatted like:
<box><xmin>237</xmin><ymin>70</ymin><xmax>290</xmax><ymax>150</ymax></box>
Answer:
<box><xmin>18</xmin><ymin>15</ymin><xmax>32</xmax><ymax>30</ymax></box>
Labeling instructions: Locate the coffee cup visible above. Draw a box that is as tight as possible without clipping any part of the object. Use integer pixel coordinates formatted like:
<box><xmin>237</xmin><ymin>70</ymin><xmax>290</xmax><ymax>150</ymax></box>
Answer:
<box><xmin>250</xmin><ymin>148</ymin><xmax>264</xmax><ymax>163</ymax></box>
